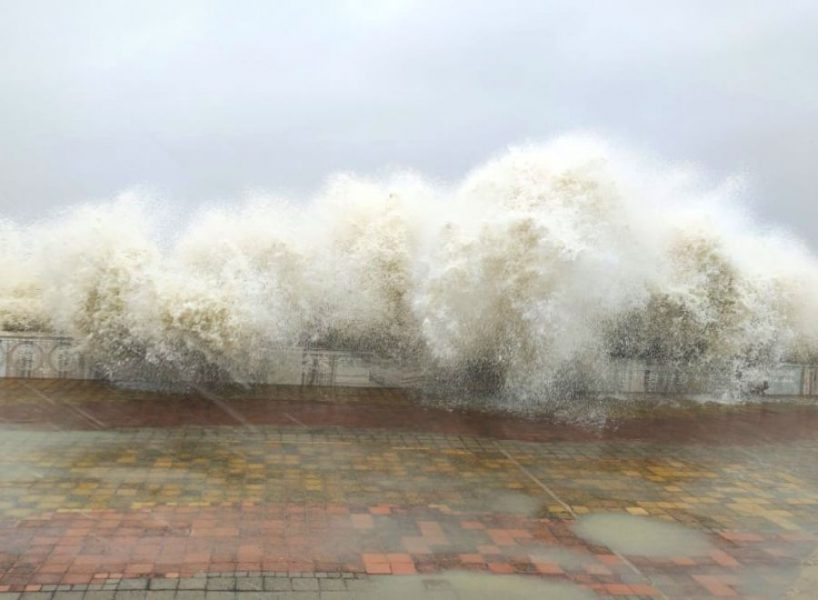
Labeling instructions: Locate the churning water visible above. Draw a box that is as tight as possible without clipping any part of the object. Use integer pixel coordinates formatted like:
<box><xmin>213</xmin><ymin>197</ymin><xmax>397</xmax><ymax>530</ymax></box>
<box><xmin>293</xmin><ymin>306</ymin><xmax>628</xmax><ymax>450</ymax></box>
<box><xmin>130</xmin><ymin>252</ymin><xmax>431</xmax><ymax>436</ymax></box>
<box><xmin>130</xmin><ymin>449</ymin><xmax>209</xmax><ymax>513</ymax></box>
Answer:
<box><xmin>2</xmin><ymin>135</ymin><xmax>818</xmax><ymax>411</ymax></box>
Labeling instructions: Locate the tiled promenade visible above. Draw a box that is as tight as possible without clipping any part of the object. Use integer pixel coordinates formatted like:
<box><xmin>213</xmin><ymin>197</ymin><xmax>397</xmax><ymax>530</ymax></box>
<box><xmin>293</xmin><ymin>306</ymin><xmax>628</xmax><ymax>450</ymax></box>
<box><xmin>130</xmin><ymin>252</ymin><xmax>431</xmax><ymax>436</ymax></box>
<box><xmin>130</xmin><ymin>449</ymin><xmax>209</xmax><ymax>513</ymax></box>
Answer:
<box><xmin>1</xmin><ymin>380</ymin><xmax>818</xmax><ymax>598</ymax></box>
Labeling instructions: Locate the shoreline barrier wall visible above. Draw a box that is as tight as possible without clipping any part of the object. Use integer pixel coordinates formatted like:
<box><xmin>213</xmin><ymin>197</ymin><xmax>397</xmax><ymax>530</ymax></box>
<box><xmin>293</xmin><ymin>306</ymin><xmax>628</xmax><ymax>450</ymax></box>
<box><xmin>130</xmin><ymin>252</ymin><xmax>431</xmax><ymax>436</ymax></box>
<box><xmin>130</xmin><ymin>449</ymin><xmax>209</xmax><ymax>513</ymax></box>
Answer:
<box><xmin>1</xmin><ymin>332</ymin><xmax>816</xmax><ymax>395</ymax></box>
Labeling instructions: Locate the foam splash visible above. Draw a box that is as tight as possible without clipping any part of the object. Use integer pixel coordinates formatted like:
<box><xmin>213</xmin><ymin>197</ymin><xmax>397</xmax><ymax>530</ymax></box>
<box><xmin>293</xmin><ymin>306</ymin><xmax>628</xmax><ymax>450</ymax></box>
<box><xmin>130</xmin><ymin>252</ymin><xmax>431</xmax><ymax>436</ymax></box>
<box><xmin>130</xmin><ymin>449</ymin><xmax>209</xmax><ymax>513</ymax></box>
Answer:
<box><xmin>2</xmin><ymin>134</ymin><xmax>818</xmax><ymax>409</ymax></box>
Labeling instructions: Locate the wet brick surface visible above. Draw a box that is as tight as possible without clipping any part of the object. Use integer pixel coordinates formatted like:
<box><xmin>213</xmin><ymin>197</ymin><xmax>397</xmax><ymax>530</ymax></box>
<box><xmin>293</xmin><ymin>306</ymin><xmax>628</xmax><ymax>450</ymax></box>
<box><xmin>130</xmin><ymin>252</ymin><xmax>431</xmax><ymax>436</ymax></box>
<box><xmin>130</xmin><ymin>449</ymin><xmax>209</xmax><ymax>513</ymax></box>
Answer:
<box><xmin>1</xmin><ymin>380</ymin><xmax>818</xmax><ymax>598</ymax></box>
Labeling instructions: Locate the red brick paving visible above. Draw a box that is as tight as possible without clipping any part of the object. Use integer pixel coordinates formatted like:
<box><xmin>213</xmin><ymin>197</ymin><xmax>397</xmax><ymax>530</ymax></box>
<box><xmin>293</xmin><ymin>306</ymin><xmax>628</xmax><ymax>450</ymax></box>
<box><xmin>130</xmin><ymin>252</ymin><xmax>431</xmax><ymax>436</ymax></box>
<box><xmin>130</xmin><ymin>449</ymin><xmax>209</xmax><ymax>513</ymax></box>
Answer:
<box><xmin>3</xmin><ymin>379</ymin><xmax>818</xmax><ymax>445</ymax></box>
<box><xmin>1</xmin><ymin>379</ymin><xmax>818</xmax><ymax>598</ymax></box>
<box><xmin>0</xmin><ymin>502</ymin><xmax>813</xmax><ymax>595</ymax></box>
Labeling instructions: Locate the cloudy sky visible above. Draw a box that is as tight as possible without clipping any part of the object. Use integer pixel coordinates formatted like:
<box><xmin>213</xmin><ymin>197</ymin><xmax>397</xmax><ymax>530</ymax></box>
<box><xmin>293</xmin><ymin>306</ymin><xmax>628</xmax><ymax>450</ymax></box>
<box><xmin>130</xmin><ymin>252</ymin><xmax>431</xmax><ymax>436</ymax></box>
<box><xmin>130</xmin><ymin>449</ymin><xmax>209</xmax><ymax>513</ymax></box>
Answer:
<box><xmin>1</xmin><ymin>0</ymin><xmax>817</xmax><ymax>244</ymax></box>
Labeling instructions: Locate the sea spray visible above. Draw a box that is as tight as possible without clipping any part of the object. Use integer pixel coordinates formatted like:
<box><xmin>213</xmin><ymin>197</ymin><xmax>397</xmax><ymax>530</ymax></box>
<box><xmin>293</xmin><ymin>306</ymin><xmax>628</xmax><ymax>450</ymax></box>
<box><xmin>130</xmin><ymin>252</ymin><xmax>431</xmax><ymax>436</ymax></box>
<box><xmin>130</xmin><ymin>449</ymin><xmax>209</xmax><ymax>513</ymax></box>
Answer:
<box><xmin>2</xmin><ymin>134</ymin><xmax>818</xmax><ymax>408</ymax></box>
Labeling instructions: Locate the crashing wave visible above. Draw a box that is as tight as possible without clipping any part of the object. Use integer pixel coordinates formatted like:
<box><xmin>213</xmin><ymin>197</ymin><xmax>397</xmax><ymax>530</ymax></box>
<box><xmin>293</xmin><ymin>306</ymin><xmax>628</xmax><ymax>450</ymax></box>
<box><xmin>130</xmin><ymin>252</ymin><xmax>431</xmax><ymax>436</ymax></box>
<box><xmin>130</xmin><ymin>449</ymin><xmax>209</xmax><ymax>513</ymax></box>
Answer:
<box><xmin>2</xmin><ymin>135</ymin><xmax>817</xmax><ymax>408</ymax></box>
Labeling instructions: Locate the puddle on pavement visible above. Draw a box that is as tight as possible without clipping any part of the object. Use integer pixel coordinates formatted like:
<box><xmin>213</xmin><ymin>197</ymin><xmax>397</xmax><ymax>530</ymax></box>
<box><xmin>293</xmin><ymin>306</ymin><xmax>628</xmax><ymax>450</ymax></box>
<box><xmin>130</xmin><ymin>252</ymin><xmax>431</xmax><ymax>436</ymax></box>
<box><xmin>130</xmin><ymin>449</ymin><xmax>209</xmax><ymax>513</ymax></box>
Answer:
<box><xmin>487</xmin><ymin>490</ymin><xmax>542</xmax><ymax>515</ymax></box>
<box><xmin>362</xmin><ymin>571</ymin><xmax>595</xmax><ymax>599</ymax></box>
<box><xmin>737</xmin><ymin>565</ymin><xmax>800</xmax><ymax>600</ymax></box>
<box><xmin>527</xmin><ymin>545</ymin><xmax>602</xmax><ymax>570</ymax></box>
<box><xmin>574</xmin><ymin>512</ymin><xmax>713</xmax><ymax>557</ymax></box>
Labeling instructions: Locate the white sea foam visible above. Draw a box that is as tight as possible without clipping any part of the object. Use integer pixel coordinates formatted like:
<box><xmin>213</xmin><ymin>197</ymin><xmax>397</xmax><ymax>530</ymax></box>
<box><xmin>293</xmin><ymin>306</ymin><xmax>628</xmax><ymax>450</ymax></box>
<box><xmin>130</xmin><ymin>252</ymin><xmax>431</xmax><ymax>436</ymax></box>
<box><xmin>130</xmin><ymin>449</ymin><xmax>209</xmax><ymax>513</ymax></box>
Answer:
<box><xmin>2</xmin><ymin>134</ymin><xmax>817</xmax><ymax>408</ymax></box>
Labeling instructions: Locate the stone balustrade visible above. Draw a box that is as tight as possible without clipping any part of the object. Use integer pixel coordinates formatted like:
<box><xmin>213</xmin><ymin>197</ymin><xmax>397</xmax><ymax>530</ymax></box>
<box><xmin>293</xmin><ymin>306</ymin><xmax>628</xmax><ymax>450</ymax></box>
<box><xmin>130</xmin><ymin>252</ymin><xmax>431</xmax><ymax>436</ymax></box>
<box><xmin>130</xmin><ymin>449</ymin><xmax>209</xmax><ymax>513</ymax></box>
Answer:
<box><xmin>1</xmin><ymin>332</ymin><xmax>816</xmax><ymax>395</ymax></box>
<box><xmin>0</xmin><ymin>332</ymin><xmax>91</xmax><ymax>380</ymax></box>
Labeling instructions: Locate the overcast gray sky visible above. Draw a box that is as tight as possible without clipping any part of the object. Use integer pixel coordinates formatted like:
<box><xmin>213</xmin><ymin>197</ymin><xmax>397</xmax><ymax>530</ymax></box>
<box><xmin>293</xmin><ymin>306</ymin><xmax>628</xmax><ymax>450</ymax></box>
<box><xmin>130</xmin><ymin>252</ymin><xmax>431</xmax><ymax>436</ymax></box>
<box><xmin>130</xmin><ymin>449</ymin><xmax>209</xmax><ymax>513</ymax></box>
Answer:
<box><xmin>1</xmin><ymin>1</ymin><xmax>817</xmax><ymax>244</ymax></box>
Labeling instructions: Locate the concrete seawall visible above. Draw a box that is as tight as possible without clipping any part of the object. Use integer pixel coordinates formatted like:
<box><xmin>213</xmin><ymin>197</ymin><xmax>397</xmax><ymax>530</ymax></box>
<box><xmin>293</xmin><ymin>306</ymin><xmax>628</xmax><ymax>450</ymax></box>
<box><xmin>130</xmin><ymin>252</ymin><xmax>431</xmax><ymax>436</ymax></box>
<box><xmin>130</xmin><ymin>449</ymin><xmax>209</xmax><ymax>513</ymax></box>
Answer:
<box><xmin>2</xmin><ymin>332</ymin><xmax>817</xmax><ymax>396</ymax></box>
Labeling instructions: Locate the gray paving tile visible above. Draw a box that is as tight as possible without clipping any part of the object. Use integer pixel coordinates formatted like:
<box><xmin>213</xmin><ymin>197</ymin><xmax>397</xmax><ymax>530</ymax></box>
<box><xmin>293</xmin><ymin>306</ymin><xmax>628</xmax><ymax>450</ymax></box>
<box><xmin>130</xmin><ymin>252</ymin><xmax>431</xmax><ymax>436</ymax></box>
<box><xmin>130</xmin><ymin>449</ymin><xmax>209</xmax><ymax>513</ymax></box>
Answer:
<box><xmin>205</xmin><ymin>579</ymin><xmax>234</xmax><ymax>592</ymax></box>
<box><xmin>263</xmin><ymin>579</ymin><xmax>291</xmax><ymax>592</ymax></box>
<box><xmin>318</xmin><ymin>580</ymin><xmax>345</xmax><ymax>591</ymax></box>
<box><xmin>290</xmin><ymin>580</ymin><xmax>318</xmax><ymax>592</ymax></box>
<box><xmin>51</xmin><ymin>593</ymin><xmax>83</xmax><ymax>600</ymax></box>
<box><xmin>204</xmin><ymin>593</ymin><xmax>236</xmax><ymax>600</ymax></box>
<box><xmin>268</xmin><ymin>593</ymin><xmax>319</xmax><ymax>600</ymax></box>
<box><xmin>143</xmin><ymin>592</ymin><xmax>174</xmax><ymax>600</ymax></box>
<box><xmin>342</xmin><ymin>580</ymin><xmax>369</xmax><ymax>591</ymax></box>
<box><xmin>83</xmin><ymin>592</ymin><xmax>117</xmax><ymax>600</ymax></box>
<box><xmin>117</xmin><ymin>581</ymin><xmax>148</xmax><ymax>592</ymax></box>
<box><xmin>235</xmin><ymin>579</ymin><xmax>262</xmax><ymax>592</ymax></box>
<box><xmin>113</xmin><ymin>592</ymin><xmax>147</xmax><ymax>600</ymax></box>
<box><xmin>177</xmin><ymin>579</ymin><xmax>208</xmax><ymax>591</ymax></box>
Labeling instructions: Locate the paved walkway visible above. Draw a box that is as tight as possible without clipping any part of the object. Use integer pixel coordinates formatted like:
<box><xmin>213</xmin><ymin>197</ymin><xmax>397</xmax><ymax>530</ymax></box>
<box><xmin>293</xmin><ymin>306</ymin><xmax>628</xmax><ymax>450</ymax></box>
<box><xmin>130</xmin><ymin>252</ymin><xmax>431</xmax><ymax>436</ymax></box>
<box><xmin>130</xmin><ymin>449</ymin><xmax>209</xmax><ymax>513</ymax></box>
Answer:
<box><xmin>1</xmin><ymin>380</ymin><xmax>818</xmax><ymax>599</ymax></box>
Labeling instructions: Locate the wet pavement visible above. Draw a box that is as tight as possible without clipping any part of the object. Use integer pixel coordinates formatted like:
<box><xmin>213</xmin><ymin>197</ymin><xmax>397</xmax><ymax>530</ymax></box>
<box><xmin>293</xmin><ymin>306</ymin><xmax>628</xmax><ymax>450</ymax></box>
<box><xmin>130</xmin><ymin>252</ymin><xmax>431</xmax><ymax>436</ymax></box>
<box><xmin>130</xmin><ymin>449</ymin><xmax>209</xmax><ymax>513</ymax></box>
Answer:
<box><xmin>1</xmin><ymin>381</ymin><xmax>818</xmax><ymax>598</ymax></box>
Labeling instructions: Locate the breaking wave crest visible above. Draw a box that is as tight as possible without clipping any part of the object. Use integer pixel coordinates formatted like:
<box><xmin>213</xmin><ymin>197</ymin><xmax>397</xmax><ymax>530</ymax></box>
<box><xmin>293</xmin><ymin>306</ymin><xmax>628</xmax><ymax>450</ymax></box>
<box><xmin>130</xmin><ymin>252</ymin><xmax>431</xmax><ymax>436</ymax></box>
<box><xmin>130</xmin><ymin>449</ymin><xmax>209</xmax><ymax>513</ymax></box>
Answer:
<box><xmin>2</xmin><ymin>135</ymin><xmax>818</xmax><ymax>410</ymax></box>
